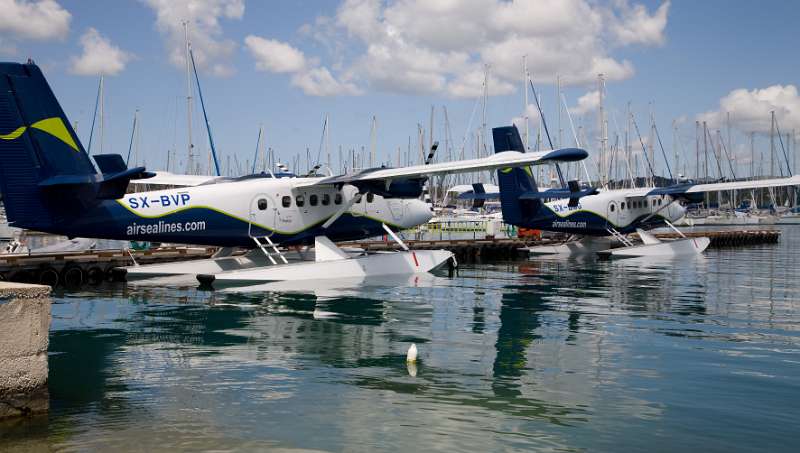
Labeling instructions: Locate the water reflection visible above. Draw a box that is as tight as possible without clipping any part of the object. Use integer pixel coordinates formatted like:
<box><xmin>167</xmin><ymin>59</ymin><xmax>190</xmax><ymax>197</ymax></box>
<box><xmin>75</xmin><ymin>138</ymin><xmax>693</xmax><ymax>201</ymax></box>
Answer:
<box><xmin>2</xmin><ymin>227</ymin><xmax>799</xmax><ymax>451</ymax></box>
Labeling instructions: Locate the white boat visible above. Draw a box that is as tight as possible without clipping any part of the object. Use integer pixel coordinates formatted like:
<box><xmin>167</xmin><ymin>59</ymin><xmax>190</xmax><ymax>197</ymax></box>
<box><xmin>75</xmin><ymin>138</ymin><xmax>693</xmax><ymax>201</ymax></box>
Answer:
<box><xmin>777</xmin><ymin>212</ymin><xmax>800</xmax><ymax>224</ymax></box>
<box><xmin>678</xmin><ymin>210</ymin><xmax>776</xmax><ymax>226</ymax></box>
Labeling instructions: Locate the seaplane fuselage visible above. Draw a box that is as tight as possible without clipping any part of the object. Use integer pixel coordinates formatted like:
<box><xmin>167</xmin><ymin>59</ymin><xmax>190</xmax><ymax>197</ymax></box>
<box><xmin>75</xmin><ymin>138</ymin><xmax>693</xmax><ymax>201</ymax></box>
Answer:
<box><xmin>530</xmin><ymin>188</ymin><xmax>687</xmax><ymax>236</ymax></box>
<box><xmin>57</xmin><ymin>176</ymin><xmax>433</xmax><ymax>247</ymax></box>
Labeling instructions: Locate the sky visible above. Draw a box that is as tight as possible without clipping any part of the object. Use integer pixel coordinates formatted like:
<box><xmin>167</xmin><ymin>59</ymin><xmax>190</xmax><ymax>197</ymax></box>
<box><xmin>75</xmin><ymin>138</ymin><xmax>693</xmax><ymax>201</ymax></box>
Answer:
<box><xmin>1</xmin><ymin>0</ymin><xmax>799</xmax><ymax>179</ymax></box>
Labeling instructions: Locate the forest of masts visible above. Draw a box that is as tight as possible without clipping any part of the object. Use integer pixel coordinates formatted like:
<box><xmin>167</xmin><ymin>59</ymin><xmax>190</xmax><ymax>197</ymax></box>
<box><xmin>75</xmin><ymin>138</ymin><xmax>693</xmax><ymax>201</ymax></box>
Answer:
<box><xmin>84</xmin><ymin>56</ymin><xmax>797</xmax><ymax>209</ymax></box>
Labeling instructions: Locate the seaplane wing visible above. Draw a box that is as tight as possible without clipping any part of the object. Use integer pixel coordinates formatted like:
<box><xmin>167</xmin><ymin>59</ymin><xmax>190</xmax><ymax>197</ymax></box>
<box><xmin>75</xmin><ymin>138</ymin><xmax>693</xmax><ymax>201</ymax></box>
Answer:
<box><xmin>647</xmin><ymin>175</ymin><xmax>800</xmax><ymax>197</ymax></box>
<box><xmin>296</xmin><ymin>148</ymin><xmax>588</xmax><ymax>188</ymax></box>
<box><xmin>128</xmin><ymin>171</ymin><xmax>222</xmax><ymax>187</ymax></box>
<box><xmin>621</xmin><ymin>187</ymin><xmax>657</xmax><ymax>198</ymax></box>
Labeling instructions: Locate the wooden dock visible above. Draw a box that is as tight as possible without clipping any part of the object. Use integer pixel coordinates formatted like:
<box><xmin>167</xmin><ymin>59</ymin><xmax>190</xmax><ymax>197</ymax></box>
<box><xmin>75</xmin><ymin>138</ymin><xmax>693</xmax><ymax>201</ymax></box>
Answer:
<box><xmin>347</xmin><ymin>228</ymin><xmax>783</xmax><ymax>262</ymax></box>
<box><xmin>642</xmin><ymin>229</ymin><xmax>781</xmax><ymax>247</ymax></box>
<box><xmin>0</xmin><ymin>246</ymin><xmax>215</xmax><ymax>287</ymax></box>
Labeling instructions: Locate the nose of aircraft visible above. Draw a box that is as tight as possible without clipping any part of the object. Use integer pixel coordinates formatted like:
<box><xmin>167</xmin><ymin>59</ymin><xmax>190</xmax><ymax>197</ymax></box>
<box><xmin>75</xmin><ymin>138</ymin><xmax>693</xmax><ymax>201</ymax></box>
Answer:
<box><xmin>671</xmin><ymin>201</ymin><xmax>687</xmax><ymax>222</ymax></box>
<box><xmin>402</xmin><ymin>199</ymin><xmax>434</xmax><ymax>228</ymax></box>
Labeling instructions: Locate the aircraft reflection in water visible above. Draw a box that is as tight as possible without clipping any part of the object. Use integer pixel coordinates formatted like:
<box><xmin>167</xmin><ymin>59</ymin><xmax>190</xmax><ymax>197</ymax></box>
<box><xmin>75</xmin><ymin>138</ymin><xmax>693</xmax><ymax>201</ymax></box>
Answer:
<box><xmin>38</xmin><ymin>249</ymin><xmax>743</xmax><ymax>452</ymax></box>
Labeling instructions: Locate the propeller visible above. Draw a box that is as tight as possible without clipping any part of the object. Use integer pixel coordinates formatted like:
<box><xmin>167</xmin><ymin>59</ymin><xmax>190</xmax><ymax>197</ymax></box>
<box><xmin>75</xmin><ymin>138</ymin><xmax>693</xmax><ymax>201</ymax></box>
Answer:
<box><xmin>424</xmin><ymin>141</ymin><xmax>439</xmax><ymax>165</ymax></box>
<box><xmin>303</xmin><ymin>164</ymin><xmax>322</xmax><ymax>177</ymax></box>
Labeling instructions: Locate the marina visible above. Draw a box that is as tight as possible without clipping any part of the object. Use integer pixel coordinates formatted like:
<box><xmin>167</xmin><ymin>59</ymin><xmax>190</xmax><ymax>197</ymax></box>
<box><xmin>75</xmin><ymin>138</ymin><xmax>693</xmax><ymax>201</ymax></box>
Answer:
<box><xmin>1</xmin><ymin>1</ymin><xmax>799</xmax><ymax>451</ymax></box>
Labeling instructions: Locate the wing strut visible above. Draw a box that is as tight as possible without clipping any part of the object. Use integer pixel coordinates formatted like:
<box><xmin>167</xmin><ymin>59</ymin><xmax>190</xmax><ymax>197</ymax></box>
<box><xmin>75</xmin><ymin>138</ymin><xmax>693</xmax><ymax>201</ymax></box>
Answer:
<box><xmin>322</xmin><ymin>188</ymin><xmax>361</xmax><ymax>228</ymax></box>
<box><xmin>382</xmin><ymin>223</ymin><xmax>409</xmax><ymax>251</ymax></box>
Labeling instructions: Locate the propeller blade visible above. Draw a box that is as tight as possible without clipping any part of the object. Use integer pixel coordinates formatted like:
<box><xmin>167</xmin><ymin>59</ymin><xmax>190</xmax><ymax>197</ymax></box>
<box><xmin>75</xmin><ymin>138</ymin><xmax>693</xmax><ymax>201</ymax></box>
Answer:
<box><xmin>424</xmin><ymin>141</ymin><xmax>439</xmax><ymax>165</ymax></box>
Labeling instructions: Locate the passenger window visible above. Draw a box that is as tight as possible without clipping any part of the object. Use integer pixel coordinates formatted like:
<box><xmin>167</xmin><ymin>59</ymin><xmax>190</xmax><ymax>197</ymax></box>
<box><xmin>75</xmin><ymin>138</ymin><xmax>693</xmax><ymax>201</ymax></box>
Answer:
<box><xmin>621</xmin><ymin>202</ymin><xmax>625</xmax><ymax>210</ymax></box>
<box><xmin>282</xmin><ymin>196</ymin><xmax>291</xmax><ymax>208</ymax></box>
<box><xmin>257</xmin><ymin>198</ymin><xmax>268</xmax><ymax>210</ymax></box>
<box><xmin>334</xmin><ymin>193</ymin><xmax>342</xmax><ymax>205</ymax></box>
<box><xmin>296</xmin><ymin>195</ymin><xmax>305</xmax><ymax>207</ymax></box>
<box><xmin>367</xmin><ymin>193</ymin><xmax>374</xmax><ymax>203</ymax></box>
<box><xmin>322</xmin><ymin>193</ymin><xmax>331</xmax><ymax>206</ymax></box>
<box><xmin>310</xmin><ymin>194</ymin><xmax>318</xmax><ymax>206</ymax></box>
<box><xmin>610</xmin><ymin>204</ymin><xmax>615</xmax><ymax>212</ymax></box>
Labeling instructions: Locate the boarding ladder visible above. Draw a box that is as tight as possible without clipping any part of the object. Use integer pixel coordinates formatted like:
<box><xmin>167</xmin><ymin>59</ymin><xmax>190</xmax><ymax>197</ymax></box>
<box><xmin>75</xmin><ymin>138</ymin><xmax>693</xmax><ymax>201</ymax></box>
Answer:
<box><xmin>605</xmin><ymin>227</ymin><xmax>634</xmax><ymax>247</ymax></box>
<box><xmin>248</xmin><ymin>214</ymin><xmax>288</xmax><ymax>265</ymax></box>
<box><xmin>251</xmin><ymin>235</ymin><xmax>289</xmax><ymax>265</ymax></box>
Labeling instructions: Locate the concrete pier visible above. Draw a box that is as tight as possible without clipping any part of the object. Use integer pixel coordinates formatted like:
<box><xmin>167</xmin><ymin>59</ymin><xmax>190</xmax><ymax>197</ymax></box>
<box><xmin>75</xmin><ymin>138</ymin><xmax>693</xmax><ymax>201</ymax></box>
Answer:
<box><xmin>0</xmin><ymin>282</ymin><xmax>51</xmax><ymax>419</ymax></box>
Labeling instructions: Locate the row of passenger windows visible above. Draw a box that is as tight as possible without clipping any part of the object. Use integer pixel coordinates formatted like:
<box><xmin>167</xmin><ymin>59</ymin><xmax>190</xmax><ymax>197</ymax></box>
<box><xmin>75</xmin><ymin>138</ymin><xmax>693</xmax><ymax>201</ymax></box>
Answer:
<box><xmin>617</xmin><ymin>197</ymin><xmax>663</xmax><ymax>211</ymax></box>
<box><xmin>256</xmin><ymin>192</ymin><xmax>377</xmax><ymax>210</ymax></box>
<box><xmin>281</xmin><ymin>193</ymin><xmax>341</xmax><ymax>208</ymax></box>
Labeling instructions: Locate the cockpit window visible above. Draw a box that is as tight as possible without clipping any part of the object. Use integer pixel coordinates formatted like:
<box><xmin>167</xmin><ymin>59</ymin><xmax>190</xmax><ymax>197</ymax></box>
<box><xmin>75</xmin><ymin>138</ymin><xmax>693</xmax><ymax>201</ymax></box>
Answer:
<box><xmin>257</xmin><ymin>198</ymin><xmax>268</xmax><ymax>210</ymax></box>
<box><xmin>296</xmin><ymin>195</ymin><xmax>305</xmax><ymax>207</ymax></box>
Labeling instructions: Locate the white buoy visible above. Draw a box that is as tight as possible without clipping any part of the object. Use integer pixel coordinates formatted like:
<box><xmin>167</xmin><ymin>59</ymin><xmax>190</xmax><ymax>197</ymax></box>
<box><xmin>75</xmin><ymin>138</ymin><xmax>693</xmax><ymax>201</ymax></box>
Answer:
<box><xmin>406</xmin><ymin>343</ymin><xmax>418</xmax><ymax>363</ymax></box>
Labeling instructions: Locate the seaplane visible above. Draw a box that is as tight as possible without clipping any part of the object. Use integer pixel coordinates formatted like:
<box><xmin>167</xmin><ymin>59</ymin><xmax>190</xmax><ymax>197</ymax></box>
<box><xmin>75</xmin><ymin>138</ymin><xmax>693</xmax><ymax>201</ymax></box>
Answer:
<box><xmin>481</xmin><ymin>125</ymin><xmax>800</xmax><ymax>258</ymax></box>
<box><xmin>0</xmin><ymin>60</ymin><xmax>588</xmax><ymax>286</ymax></box>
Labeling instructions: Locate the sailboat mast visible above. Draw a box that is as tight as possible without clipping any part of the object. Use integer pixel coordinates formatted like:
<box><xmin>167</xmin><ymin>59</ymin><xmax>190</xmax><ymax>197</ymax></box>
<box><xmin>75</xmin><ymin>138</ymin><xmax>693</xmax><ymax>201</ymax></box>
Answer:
<box><xmin>183</xmin><ymin>21</ymin><xmax>194</xmax><ymax>175</ymax></box>
<box><xmin>325</xmin><ymin>114</ymin><xmax>330</xmax><ymax>169</ymax></box>
<box><xmin>99</xmin><ymin>75</ymin><xmax>104</xmax><ymax>154</ymax></box>
<box><xmin>370</xmin><ymin>115</ymin><xmax>377</xmax><ymax>167</ymax></box>
<box><xmin>522</xmin><ymin>55</ymin><xmax>529</xmax><ymax>150</ymax></box>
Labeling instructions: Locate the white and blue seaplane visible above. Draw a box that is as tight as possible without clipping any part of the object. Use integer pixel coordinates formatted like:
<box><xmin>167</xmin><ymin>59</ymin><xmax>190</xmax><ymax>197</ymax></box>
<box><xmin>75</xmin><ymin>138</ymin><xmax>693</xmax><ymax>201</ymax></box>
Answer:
<box><xmin>0</xmin><ymin>61</ymin><xmax>588</xmax><ymax>286</ymax></box>
<box><xmin>481</xmin><ymin>125</ymin><xmax>800</xmax><ymax>258</ymax></box>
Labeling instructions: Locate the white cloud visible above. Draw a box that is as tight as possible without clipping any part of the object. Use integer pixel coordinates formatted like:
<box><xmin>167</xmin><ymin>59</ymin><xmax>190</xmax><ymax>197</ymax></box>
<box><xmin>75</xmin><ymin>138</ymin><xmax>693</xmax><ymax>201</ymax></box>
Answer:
<box><xmin>446</xmin><ymin>69</ymin><xmax>515</xmax><ymax>98</ymax></box>
<box><xmin>292</xmin><ymin>0</ymin><xmax>670</xmax><ymax>97</ymax></box>
<box><xmin>511</xmin><ymin>104</ymin><xmax>542</xmax><ymax>134</ymax></box>
<box><xmin>291</xmin><ymin>67</ymin><xmax>361</xmax><ymax>97</ymax></box>
<box><xmin>142</xmin><ymin>0</ymin><xmax>244</xmax><ymax>77</ymax></box>
<box><xmin>244</xmin><ymin>35</ymin><xmax>307</xmax><ymax>73</ymax></box>
<box><xmin>570</xmin><ymin>90</ymin><xmax>600</xmax><ymax>115</ymax></box>
<box><xmin>698</xmin><ymin>85</ymin><xmax>800</xmax><ymax>134</ymax></box>
<box><xmin>244</xmin><ymin>34</ymin><xmax>360</xmax><ymax>97</ymax></box>
<box><xmin>0</xmin><ymin>0</ymin><xmax>71</xmax><ymax>41</ymax></box>
<box><xmin>69</xmin><ymin>28</ymin><xmax>132</xmax><ymax>76</ymax></box>
<box><xmin>610</xmin><ymin>0</ymin><xmax>671</xmax><ymax>46</ymax></box>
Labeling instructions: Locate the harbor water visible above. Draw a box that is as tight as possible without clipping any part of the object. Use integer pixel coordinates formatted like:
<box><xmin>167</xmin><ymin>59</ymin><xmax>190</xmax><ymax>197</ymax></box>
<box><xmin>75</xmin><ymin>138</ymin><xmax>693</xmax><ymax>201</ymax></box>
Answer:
<box><xmin>2</xmin><ymin>227</ymin><xmax>799</xmax><ymax>452</ymax></box>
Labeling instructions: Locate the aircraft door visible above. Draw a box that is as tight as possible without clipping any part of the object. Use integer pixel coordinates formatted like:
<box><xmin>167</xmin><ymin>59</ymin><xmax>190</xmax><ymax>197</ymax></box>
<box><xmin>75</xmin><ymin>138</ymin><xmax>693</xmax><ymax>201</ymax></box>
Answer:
<box><xmin>249</xmin><ymin>194</ymin><xmax>276</xmax><ymax>236</ymax></box>
<box><xmin>606</xmin><ymin>201</ymin><xmax>619</xmax><ymax>229</ymax></box>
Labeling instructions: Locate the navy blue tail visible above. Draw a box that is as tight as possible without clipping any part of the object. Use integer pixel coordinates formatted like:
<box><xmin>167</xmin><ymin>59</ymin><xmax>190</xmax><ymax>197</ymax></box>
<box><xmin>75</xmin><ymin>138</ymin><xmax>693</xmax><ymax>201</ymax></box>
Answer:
<box><xmin>492</xmin><ymin>125</ymin><xmax>540</xmax><ymax>226</ymax></box>
<box><xmin>0</xmin><ymin>61</ymin><xmax>149</xmax><ymax>231</ymax></box>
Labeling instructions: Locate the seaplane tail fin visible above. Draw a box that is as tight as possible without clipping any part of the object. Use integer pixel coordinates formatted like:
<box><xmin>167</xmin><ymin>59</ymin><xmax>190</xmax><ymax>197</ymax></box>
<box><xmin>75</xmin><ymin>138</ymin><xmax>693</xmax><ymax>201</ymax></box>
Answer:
<box><xmin>471</xmin><ymin>183</ymin><xmax>486</xmax><ymax>209</ymax></box>
<box><xmin>0</xmin><ymin>61</ymin><xmax>149</xmax><ymax>230</ymax></box>
<box><xmin>492</xmin><ymin>125</ymin><xmax>541</xmax><ymax>226</ymax></box>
